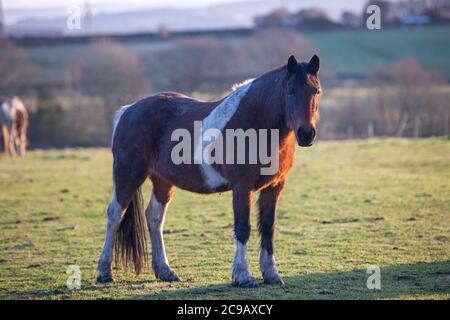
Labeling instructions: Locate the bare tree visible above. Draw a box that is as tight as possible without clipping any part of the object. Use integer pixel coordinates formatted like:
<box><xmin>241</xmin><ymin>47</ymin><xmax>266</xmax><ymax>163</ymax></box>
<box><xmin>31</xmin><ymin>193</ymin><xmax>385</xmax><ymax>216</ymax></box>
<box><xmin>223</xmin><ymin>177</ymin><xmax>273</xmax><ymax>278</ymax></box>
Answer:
<box><xmin>389</xmin><ymin>60</ymin><xmax>443</xmax><ymax>137</ymax></box>
<box><xmin>67</xmin><ymin>39</ymin><xmax>149</xmax><ymax>101</ymax></box>
<box><xmin>148</xmin><ymin>37</ymin><xmax>238</xmax><ymax>93</ymax></box>
<box><xmin>147</xmin><ymin>29</ymin><xmax>318</xmax><ymax>95</ymax></box>
<box><xmin>67</xmin><ymin>39</ymin><xmax>149</xmax><ymax>131</ymax></box>
<box><xmin>0</xmin><ymin>40</ymin><xmax>38</xmax><ymax>92</ymax></box>
<box><xmin>239</xmin><ymin>28</ymin><xmax>317</xmax><ymax>75</ymax></box>
<box><xmin>372</xmin><ymin>59</ymin><xmax>444</xmax><ymax>137</ymax></box>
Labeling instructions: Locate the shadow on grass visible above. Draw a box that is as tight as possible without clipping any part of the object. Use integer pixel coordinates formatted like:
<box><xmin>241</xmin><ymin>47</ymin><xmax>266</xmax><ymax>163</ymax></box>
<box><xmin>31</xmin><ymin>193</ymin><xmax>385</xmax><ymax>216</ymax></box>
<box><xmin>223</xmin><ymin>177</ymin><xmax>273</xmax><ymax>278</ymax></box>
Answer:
<box><xmin>138</xmin><ymin>260</ymin><xmax>450</xmax><ymax>300</ymax></box>
<box><xmin>5</xmin><ymin>260</ymin><xmax>450</xmax><ymax>299</ymax></box>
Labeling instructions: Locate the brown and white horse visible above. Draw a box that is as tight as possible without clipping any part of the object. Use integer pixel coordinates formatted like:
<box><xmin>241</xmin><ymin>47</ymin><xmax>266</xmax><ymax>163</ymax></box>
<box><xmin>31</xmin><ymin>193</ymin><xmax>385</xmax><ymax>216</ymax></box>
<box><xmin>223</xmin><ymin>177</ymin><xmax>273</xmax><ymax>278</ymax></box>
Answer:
<box><xmin>0</xmin><ymin>97</ymin><xmax>29</xmax><ymax>156</ymax></box>
<box><xmin>97</xmin><ymin>55</ymin><xmax>321</xmax><ymax>287</ymax></box>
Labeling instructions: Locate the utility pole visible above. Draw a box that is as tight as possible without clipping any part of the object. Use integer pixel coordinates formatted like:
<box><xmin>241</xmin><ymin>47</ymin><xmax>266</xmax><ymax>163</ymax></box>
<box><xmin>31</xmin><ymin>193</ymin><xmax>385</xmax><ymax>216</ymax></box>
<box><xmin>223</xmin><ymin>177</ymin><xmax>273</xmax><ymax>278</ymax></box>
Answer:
<box><xmin>84</xmin><ymin>1</ymin><xmax>93</xmax><ymax>34</ymax></box>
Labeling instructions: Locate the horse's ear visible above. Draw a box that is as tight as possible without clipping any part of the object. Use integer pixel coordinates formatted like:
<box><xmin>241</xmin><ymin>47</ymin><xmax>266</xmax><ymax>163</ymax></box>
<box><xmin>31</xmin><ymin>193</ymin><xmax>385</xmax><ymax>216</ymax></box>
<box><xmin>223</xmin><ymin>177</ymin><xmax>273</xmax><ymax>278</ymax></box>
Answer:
<box><xmin>308</xmin><ymin>54</ymin><xmax>320</xmax><ymax>75</ymax></box>
<box><xmin>287</xmin><ymin>55</ymin><xmax>298</xmax><ymax>75</ymax></box>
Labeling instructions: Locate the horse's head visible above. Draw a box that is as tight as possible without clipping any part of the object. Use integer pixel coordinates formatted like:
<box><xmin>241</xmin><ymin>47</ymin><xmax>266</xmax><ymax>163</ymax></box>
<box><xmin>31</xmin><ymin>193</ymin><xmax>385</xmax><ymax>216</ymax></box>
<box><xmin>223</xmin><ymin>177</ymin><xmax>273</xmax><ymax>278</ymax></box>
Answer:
<box><xmin>284</xmin><ymin>54</ymin><xmax>321</xmax><ymax>147</ymax></box>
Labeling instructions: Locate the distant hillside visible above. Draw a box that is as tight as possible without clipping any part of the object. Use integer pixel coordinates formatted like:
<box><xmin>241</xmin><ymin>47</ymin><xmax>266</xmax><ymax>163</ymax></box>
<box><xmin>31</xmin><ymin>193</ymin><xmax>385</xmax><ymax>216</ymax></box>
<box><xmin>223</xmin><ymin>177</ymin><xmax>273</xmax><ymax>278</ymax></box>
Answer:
<box><xmin>304</xmin><ymin>26</ymin><xmax>450</xmax><ymax>79</ymax></box>
<box><xmin>21</xmin><ymin>25</ymin><xmax>450</xmax><ymax>87</ymax></box>
<box><xmin>6</xmin><ymin>0</ymin><xmax>366</xmax><ymax>35</ymax></box>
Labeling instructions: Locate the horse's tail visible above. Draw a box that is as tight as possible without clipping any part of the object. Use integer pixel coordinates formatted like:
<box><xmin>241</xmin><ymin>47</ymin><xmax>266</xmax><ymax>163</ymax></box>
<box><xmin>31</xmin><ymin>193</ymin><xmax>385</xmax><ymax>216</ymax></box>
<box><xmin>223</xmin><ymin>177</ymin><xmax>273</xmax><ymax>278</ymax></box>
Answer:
<box><xmin>114</xmin><ymin>187</ymin><xmax>148</xmax><ymax>275</ymax></box>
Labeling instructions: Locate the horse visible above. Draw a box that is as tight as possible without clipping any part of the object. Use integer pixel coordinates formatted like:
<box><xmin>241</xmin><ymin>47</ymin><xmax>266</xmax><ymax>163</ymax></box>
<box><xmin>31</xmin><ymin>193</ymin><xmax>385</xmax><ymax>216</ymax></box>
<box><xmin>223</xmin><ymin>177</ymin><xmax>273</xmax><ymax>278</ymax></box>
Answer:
<box><xmin>97</xmin><ymin>54</ymin><xmax>321</xmax><ymax>287</ymax></box>
<box><xmin>0</xmin><ymin>97</ymin><xmax>29</xmax><ymax>156</ymax></box>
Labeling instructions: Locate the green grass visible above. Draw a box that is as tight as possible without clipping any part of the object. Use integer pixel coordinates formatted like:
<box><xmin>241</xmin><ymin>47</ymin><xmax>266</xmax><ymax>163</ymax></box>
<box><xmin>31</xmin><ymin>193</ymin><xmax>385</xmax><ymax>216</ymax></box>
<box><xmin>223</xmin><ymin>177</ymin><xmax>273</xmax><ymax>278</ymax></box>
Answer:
<box><xmin>0</xmin><ymin>138</ymin><xmax>449</xmax><ymax>299</ymax></box>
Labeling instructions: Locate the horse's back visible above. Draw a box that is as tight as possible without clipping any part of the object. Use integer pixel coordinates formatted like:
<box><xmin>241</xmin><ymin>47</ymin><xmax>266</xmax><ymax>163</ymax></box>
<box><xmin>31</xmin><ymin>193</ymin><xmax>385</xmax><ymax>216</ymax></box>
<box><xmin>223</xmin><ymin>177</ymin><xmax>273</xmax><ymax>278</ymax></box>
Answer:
<box><xmin>12</xmin><ymin>97</ymin><xmax>28</xmax><ymax>116</ymax></box>
<box><xmin>111</xmin><ymin>92</ymin><xmax>219</xmax><ymax>194</ymax></box>
<box><xmin>113</xmin><ymin>92</ymin><xmax>214</xmax><ymax>144</ymax></box>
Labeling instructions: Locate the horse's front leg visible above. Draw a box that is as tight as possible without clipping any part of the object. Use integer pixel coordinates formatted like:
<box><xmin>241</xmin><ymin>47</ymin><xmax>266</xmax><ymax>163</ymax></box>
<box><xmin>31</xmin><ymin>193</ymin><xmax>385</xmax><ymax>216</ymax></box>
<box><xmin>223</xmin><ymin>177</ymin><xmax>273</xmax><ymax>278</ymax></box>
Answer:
<box><xmin>231</xmin><ymin>185</ymin><xmax>258</xmax><ymax>288</ymax></box>
<box><xmin>258</xmin><ymin>181</ymin><xmax>285</xmax><ymax>286</ymax></box>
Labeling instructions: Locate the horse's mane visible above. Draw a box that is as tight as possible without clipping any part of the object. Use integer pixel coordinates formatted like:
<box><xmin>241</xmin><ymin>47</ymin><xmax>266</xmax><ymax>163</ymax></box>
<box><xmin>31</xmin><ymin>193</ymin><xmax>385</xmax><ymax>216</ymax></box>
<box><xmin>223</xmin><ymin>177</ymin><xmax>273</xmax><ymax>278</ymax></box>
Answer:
<box><xmin>231</xmin><ymin>64</ymin><xmax>287</xmax><ymax>93</ymax></box>
<box><xmin>231</xmin><ymin>78</ymin><xmax>255</xmax><ymax>92</ymax></box>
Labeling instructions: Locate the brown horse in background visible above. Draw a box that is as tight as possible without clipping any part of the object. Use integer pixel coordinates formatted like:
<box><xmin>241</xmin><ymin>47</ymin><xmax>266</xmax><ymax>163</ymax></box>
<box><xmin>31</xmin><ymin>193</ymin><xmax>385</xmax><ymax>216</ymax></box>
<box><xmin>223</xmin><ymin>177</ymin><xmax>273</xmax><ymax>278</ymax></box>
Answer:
<box><xmin>97</xmin><ymin>55</ymin><xmax>321</xmax><ymax>287</ymax></box>
<box><xmin>0</xmin><ymin>97</ymin><xmax>29</xmax><ymax>156</ymax></box>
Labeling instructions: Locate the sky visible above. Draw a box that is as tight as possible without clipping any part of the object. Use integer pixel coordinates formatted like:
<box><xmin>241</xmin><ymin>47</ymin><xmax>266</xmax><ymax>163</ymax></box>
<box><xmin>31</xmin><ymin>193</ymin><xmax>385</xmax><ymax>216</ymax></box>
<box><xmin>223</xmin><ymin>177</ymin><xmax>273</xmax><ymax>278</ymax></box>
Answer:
<box><xmin>2</xmin><ymin>0</ymin><xmax>272</xmax><ymax>24</ymax></box>
<box><xmin>3</xmin><ymin>0</ymin><xmax>257</xmax><ymax>10</ymax></box>
<box><xmin>2</xmin><ymin>0</ymin><xmax>369</xmax><ymax>25</ymax></box>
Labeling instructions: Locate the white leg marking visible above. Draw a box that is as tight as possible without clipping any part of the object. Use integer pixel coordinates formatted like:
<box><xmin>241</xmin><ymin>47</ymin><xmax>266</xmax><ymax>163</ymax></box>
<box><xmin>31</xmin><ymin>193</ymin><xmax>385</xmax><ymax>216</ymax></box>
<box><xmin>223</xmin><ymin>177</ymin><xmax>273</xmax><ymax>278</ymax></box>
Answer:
<box><xmin>260</xmin><ymin>249</ymin><xmax>284</xmax><ymax>285</ymax></box>
<box><xmin>146</xmin><ymin>192</ymin><xmax>179</xmax><ymax>281</ymax></box>
<box><xmin>147</xmin><ymin>193</ymin><xmax>169</xmax><ymax>266</ymax></box>
<box><xmin>195</xmin><ymin>82</ymin><xmax>253</xmax><ymax>190</ymax></box>
<box><xmin>232</xmin><ymin>241</ymin><xmax>257</xmax><ymax>287</ymax></box>
<box><xmin>98</xmin><ymin>188</ymin><xmax>124</xmax><ymax>279</ymax></box>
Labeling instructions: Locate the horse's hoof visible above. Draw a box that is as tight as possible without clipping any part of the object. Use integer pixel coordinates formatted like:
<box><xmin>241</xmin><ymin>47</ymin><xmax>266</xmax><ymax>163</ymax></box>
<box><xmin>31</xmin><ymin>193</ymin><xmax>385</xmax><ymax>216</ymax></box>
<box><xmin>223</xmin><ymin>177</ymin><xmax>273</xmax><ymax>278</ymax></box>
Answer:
<box><xmin>154</xmin><ymin>264</ymin><xmax>181</xmax><ymax>282</ymax></box>
<box><xmin>232</xmin><ymin>276</ymin><xmax>259</xmax><ymax>288</ymax></box>
<box><xmin>159</xmin><ymin>271</ymin><xmax>181</xmax><ymax>282</ymax></box>
<box><xmin>263</xmin><ymin>274</ymin><xmax>285</xmax><ymax>287</ymax></box>
<box><xmin>96</xmin><ymin>274</ymin><xmax>115</xmax><ymax>283</ymax></box>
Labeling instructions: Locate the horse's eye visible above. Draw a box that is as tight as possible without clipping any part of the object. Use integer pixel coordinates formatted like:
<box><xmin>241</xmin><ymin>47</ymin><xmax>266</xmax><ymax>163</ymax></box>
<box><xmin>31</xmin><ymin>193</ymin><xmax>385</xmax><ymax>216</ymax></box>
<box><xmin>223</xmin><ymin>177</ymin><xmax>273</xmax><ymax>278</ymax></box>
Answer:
<box><xmin>312</xmin><ymin>87</ymin><xmax>322</xmax><ymax>96</ymax></box>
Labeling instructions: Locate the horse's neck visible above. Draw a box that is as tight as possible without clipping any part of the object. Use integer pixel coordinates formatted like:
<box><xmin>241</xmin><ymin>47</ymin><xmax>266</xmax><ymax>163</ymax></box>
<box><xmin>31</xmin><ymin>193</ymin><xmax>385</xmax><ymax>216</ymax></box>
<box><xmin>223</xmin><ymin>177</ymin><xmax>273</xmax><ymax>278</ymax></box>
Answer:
<box><xmin>246</xmin><ymin>69</ymin><xmax>288</xmax><ymax>131</ymax></box>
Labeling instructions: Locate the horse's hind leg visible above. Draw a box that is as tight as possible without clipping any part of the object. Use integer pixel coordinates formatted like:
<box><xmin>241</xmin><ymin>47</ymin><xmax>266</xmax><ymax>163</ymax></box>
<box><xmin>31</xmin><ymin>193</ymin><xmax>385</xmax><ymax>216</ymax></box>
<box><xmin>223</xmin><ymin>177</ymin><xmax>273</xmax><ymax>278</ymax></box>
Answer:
<box><xmin>146</xmin><ymin>176</ymin><xmax>179</xmax><ymax>282</ymax></box>
<box><xmin>17</xmin><ymin>122</ymin><xmax>28</xmax><ymax>156</ymax></box>
<box><xmin>97</xmin><ymin>157</ymin><xmax>148</xmax><ymax>283</ymax></box>
<box><xmin>97</xmin><ymin>187</ymin><xmax>125</xmax><ymax>283</ymax></box>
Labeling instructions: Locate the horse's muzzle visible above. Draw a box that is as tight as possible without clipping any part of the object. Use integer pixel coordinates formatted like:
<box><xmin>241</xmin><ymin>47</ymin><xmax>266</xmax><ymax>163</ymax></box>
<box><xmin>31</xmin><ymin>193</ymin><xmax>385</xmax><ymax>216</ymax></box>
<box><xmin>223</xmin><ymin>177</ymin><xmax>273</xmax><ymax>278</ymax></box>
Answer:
<box><xmin>296</xmin><ymin>127</ymin><xmax>316</xmax><ymax>147</ymax></box>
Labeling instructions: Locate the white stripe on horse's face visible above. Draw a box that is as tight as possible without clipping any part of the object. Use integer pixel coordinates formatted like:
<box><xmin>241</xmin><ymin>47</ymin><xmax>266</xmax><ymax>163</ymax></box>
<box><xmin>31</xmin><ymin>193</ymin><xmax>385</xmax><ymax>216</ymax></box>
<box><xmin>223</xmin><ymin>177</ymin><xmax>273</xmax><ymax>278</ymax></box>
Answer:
<box><xmin>195</xmin><ymin>81</ymin><xmax>253</xmax><ymax>190</ymax></box>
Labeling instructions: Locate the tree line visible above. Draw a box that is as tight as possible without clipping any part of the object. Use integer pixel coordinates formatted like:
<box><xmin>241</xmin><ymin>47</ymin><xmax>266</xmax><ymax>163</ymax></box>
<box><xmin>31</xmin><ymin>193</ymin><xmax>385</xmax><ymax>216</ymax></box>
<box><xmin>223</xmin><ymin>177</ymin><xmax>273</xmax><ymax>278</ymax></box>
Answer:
<box><xmin>0</xmin><ymin>29</ymin><xmax>448</xmax><ymax>148</ymax></box>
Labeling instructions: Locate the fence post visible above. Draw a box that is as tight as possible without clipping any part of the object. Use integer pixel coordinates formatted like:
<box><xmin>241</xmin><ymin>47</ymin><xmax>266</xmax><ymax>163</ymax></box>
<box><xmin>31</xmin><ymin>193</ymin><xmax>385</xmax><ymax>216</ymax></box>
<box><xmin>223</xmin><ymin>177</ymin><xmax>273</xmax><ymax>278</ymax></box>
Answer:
<box><xmin>444</xmin><ymin>110</ymin><xmax>449</xmax><ymax>137</ymax></box>
<box><xmin>347</xmin><ymin>126</ymin><xmax>354</xmax><ymax>140</ymax></box>
<box><xmin>368</xmin><ymin>121</ymin><xmax>374</xmax><ymax>138</ymax></box>
<box><xmin>413</xmin><ymin>116</ymin><xmax>420</xmax><ymax>139</ymax></box>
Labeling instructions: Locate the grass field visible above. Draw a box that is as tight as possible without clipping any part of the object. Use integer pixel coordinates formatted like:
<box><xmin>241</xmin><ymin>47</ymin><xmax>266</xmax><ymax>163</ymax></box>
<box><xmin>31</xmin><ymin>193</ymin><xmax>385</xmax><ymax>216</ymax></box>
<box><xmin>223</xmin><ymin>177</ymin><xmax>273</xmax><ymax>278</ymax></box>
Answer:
<box><xmin>0</xmin><ymin>138</ymin><xmax>449</xmax><ymax>300</ymax></box>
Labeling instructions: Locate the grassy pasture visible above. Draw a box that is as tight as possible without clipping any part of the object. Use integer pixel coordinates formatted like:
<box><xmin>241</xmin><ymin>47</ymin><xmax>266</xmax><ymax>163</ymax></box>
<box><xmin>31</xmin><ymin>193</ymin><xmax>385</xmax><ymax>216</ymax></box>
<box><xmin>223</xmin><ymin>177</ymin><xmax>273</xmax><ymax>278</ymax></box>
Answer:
<box><xmin>0</xmin><ymin>138</ymin><xmax>449</xmax><ymax>299</ymax></box>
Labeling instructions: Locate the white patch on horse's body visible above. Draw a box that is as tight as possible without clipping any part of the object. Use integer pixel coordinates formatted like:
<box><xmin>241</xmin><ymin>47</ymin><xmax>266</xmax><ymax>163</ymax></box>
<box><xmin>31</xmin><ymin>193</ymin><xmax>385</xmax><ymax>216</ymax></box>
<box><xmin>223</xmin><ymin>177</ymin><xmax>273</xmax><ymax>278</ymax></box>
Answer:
<box><xmin>111</xmin><ymin>104</ymin><xmax>132</xmax><ymax>146</ymax></box>
<box><xmin>195</xmin><ymin>81</ymin><xmax>253</xmax><ymax>190</ymax></box>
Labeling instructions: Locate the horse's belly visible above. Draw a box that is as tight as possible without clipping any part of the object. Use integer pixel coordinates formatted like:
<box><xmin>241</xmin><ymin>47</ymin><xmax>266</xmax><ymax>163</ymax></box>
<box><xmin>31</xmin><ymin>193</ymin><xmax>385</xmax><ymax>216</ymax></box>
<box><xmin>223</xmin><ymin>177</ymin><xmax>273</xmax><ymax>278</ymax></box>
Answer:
<box><xmin>152</xmin><ymin>161</ymin><xmax>231</xmax><ymax>194</ymax></box>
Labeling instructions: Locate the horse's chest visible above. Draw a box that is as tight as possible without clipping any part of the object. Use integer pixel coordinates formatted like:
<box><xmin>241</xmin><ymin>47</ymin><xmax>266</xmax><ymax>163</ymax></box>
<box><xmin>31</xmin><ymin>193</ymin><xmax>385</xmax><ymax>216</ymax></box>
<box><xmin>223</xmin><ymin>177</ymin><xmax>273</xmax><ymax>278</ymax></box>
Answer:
<box><xmin>255</xmin><ymin>133</ymin><xmax>296</xmax><ymax>189</ymax></box>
